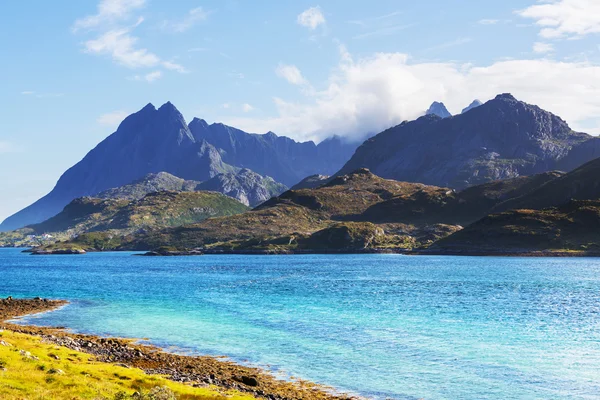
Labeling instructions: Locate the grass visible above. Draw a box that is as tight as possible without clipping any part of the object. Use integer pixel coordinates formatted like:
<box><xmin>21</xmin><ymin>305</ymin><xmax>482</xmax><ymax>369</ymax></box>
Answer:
<box><xmin>0</xmin><ymin>330</ymin><xmax>255</xmax><ymax>400</ymax></box>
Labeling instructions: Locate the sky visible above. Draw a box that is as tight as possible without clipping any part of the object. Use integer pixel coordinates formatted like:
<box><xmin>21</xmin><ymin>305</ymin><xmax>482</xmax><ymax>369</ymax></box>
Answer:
<box><xmin>1</xmin><ymin>0</ymin><xmax>600</xmax><ymax>222</ymax></box>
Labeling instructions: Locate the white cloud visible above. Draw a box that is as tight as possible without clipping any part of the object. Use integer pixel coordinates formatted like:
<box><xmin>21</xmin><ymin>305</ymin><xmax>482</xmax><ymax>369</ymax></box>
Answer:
<box><xmin>478</xmin><ymin>19</ymin><xmax>500</xmax><ymax>25</ymax></box>
<box><xmin>97</xmin><ymin>110</ymin><xmax>130</xmax><ymax>127</ymax></box>
<box><xmin>276</xmin><ymin>64</ymin><xmax>307</xmax><ymax>85</ymax></box>
<box><xmin>297</xmin><ymin>7</ymin><xmax>326</xmax><ymax>30</ymax></box>
<box><xmin>517</xmin><ymin>0</ymin><xmax>600</xmax><ymax>38</ymax></box>
<box><xmin>73</xmin><ymin>0</ymin><xmax>146</xmax><ymax>31</ymax></box>
<box><xmin>84</xmin><ymin>28</ymin><xmax>160</xmax><ymax>68</ymax></box>
<box><xmin>74</xmin><ymin>0</ymin><xmax>187</xmax><ymax>76</ymax></box>
<box><xmin>222</xmin><ymin>103</ymin><xmax>231</xmax><ymax>109</ymax></box>
<box><xmin>533</xmin><ymin>42</ymin><xmax>555</xmax><ymax>54</ymax></box>
<box><xmin>242</xmin><ymin>103</ymin><xmax>255</xmax><ymax>113</ymax></box>
<box><xmin>222</xmin><ymin>48</ymin><xmax>600</xmax><ymax>143</ymax></box>
<box><xmin>20</xmin><ymin>91</ymin><xmax>64</xmax><ymax>98</ymax></box>
<box><xmin>162</xmin><ymin>7</ymin><xmax>210</xmax><ymax>33</ymax></box>
<box><xmin>162</xmin><ymin>61</ymin><xmax>188</xmax><ymax>73</ymax></box>
<box><xmin>131</xmin><ymin>70</ymin><xmax>162</xmax><ymax>82</ymax></box>
<box><xmin>144</xmin><ymin>70</ymin><xmax>162</xmax><ymax>82</ymax></box>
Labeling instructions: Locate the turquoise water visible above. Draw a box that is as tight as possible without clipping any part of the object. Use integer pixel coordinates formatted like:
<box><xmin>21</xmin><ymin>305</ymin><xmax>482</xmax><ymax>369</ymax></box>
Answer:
<box><xmin>1</xmin><ymin>248</ymin><xmax>599</xmax><ymax>399</ymax></box>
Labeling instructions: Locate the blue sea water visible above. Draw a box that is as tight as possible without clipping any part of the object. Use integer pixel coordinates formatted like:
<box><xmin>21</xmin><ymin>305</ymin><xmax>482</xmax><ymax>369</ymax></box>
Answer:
<box><xmin>1</xmin><ymin>248</ymin><xmax>599</xmax><ymax>399</ymax></box>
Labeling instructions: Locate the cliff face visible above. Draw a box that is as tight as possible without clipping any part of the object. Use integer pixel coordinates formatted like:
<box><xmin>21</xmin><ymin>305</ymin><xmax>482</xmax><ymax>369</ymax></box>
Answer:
<box><xmin>196</xmin><ymin>169</ymin><xmax>288</xmax><ymax>207</ymax></box>
<box><xmin>338</xmin><ymin>94</ymin><xmax>591</xmax><ymax>189</ymax></box>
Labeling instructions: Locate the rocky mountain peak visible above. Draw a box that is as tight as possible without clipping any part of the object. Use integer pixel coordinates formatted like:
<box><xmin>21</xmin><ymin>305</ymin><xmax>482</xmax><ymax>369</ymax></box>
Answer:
<box><xmin>495</xmin><ymin>93</ymin><xmax>517</xmax><ymax>101</ymax></box>
<box><xmin>426</xmin><ymin>102</ymin><xmax>452</xmax><ymax>118</ymax></box>
<box><xmin>461</xmin><ymin>99</ymin><xmax>483</xmax><ymax>114</ymax></box>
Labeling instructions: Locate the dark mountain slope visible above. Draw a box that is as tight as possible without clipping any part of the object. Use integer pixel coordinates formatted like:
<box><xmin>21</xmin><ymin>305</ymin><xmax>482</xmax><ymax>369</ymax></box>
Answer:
<box><xmin>431</xmin><ymin>200</ymin><xmax>600</xmax><ymax>255</ymax></box>
<box><xmin>2</xmin><ymin>102</ymin><xmax>355</xmax><ymax>231</ymax></box>
<box><xmin>0</xmin><ymin>103</ymin><xmax>234</xmax><ymax>231</ymax></box>
<box><xmin>189</xmin><ymin>118</ymin><xmax>358</xmax><ymax>186</ymax></box>
<box><xmin>494</xmin><ymin>157</ymin><xmax>600</xmax><ymax>212</ymax></box>
<box><xmin>337</xmin><ymin>94</ymin><xmax>590</xmax><ymax>189</ymax></box>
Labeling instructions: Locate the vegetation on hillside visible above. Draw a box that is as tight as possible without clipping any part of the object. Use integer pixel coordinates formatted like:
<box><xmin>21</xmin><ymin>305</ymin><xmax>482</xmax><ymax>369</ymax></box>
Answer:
<box><xmin>0</xmin><ymin>330</ymin><xmax>254</xmax><ymax>400</ymax></box>
<box><xmin>0</xmin><ymin>191</ymin><xmax>248</xmax><ymax>248</ymax></box>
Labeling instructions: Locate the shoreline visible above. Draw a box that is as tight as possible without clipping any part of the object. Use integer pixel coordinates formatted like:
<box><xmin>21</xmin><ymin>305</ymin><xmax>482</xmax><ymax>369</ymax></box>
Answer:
<box><xmin>14</xmin><ymin>245</ymin><xmax>600</xmax><ymax>257</ymax></box>
<box><xmin>1</xmin><ymin>297</ymin><xmax>357</xmax><ymax>400</ymax></box>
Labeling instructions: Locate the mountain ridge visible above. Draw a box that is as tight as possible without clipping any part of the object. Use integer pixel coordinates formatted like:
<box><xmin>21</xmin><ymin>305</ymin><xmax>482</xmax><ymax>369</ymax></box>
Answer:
<box><xmin>0</xmin><ymin>102</ymin><xmax>357</xmax><ymax>231</ymax></box>
<box><xmin>337</xmin><ymin>93</ymin><xmax>592</xmax><ymax>189</ymax></box>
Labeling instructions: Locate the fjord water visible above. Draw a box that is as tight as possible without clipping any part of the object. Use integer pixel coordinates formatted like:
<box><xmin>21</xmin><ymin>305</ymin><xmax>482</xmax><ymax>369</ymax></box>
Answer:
<box><xmin>1</xmin><ymin>249</ymin><xmax>599</xmax><ymax>399</ymax></box>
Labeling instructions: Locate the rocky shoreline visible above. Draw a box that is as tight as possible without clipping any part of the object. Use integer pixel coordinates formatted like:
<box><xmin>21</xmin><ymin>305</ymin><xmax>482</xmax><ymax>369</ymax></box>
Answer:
<box><xmin>1</xmin><ymin>297</ymin><xmax>357</xmax><ymax>400</ymax></box>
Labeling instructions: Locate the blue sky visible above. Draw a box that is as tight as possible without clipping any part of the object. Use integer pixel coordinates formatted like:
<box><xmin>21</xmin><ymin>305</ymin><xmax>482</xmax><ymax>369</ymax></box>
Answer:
<box><xmin>1</xmin><ymin>0</ymin><xmax>600</xmax><ymax>221</ymax></box>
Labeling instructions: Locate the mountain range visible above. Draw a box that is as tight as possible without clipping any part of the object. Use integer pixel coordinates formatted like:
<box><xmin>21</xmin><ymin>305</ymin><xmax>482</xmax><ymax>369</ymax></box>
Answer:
<box><xmin>0</xmin><ymin>103</ymin><xmax>357</xmax><ymax>231</ymax></box>
<box><xmin>339</xmin><ymin>94</ymin><xmax>597</xmax><ymax>189</ymax></box>
<box><xmin>5</xmin><ymin>93</ymin><xmax>600</xmax><ymax>256</ymax></box>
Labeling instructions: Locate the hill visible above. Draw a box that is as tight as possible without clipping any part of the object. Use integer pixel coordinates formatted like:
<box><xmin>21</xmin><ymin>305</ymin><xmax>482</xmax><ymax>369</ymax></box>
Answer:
<box><xmin>338</xmin><ymin>94</ymin><xmax>593</xmax><ymax>189</ymax></box>
<box><xmin>493</xmin><ymin>157</ymin><xmax>600</xmax><ymax>212</ymax></box>
<box><xmin>430</xmin><ymin>200</ymin><xmax>600</xmax><ymax>255</ymax></box>
<box><xmin>428</xmin><ymin>156</ymin><xmax>600</xmax><ymax>255</ymax></box>
<box><xmin>0</xmin><ymin>191</ymin><xmax>248</xmax><ymax>247</ymax></box>
<box><xmin>43</xmin><ymin>168</ymin><xmax>566</xmax><ymax>254</ymax></box>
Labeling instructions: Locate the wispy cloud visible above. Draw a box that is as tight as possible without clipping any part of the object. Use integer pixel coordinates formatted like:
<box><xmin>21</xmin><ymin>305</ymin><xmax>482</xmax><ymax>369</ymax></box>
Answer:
<box><xmin>72</xmin><ymin>0</ymin><xmax>146</xmax><ymax>32</ymax></box>
<box><xmin>242</xmin><ymin>103</ymin><xmax>255</xmax><ymax>113</ymax></box>
<box><xmin>353</xmin><ymin>23</ymin><xmax>415</xmax><ymax>40</ymax></box>
<box><xmin>276</xmin><ymin>64</ymin><xmax>307</xmax><ymax>85</ymax></box>
<box><xmin>163</xmin><ymin>61</ymin><xmax>188</xmax><ymax>73</ymax></box>
<box><xmin>478</xmin><ymin>19</ymin><xmax>500</xmax><ymax>25</ymax></box>
<box><xmin>74</xmin><ymin>0</ymin><xmax>187</xmax><ymax>77</ymax></box>
<box><xmin>517</xmin><ymin>0</ymin><xmax>600</xmax><ymax>39</ymax></box>
<box><xmin>97</xmin><ymin>110</ymin><xmax>130</xmax><ymax>127</ymax></box>
<box><xmin>161</xmin><ymin>7</ymin><xmax>211</xmax><ymax>33</ymax></box>
<box><xmin>84</xmin><ymin>28</ymin><xmax>161</xmax><ymax>68</ymax></box>
<box><xmin>422</xmin><ymin>37</ymin><xmax>473</xmax><ymax>53</ymax></box>
<box><xmin>533</xmin><ymin>42</ymin><xmax>555</xmax><ymax>54</ymax></box>
<box><xmin>135</xmin><ymin>70</ymin><xmax>162</xmax><ymax>82</ymax></box>
<box><xmin>347</xmin><ymin>10</ymin><xmax>402</xmax><ymax>27</ymax></box>
<box><xmin>297</xmin><ymin>6</ymin><xmax>326</xmax><ymax>30</ymax></box>
<box><xmin>21</xmin><ymin>91</ymin><xmax>64</xmax><ymax>98</ymax></box>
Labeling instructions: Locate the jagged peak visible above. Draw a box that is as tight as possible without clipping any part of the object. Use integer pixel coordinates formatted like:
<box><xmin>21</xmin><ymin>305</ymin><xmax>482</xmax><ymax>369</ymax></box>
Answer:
<box><xmin>426</xmin><ymin>101</ymin><xmax>452</xmax><ymax>119</ymax></box>
<box><xmin>158</xmin><ymin>101</ymin><xmax>180</xmax><ymax>113</ymax></box>
<box><xmin>190</xmin><ymin>117</ymin><xmax>208</xmax><ymax>125</ymax></box>
<box><xmin>462</xmin><ymin>99</ymin><xmax>483</xmax><ymax>114</ymax></box>
<box><xmin>494</xmin><ymin>93</ymin><xmax>517</xmax><ymax>101</ymax></box>
<box><xmin>141</xmin><ymin>103</ymin><xmax>156</xmax><ymax>112</ymax></box>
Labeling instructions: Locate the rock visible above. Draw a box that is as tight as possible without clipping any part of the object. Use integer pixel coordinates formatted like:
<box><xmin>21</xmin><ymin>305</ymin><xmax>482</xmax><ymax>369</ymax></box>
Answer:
<box><xmin>239</xmin><ymin>375</ymin><xmax>259</xmax><ymax>387</ymax></box>
<box><xmin>196</xmin><ymin>169</ymin><xmax>288</xmax><ymax>207</ymax></box>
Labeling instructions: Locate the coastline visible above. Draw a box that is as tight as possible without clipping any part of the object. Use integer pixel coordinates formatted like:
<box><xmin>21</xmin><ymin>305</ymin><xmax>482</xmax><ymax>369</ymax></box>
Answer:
<box><xmin>15</xmin><ymin>245</ymin><xmax>600</xmax><ymax>257</ymax></box>
<box><xmin>1</xmin><ymin>297</ymin><xmax>357</xmax><ymax>400</ymax></box>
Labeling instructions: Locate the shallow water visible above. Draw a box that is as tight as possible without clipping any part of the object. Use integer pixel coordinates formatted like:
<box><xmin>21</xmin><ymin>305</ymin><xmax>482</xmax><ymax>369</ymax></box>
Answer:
<box><xmin>1</xmin><ymin>248</ymin><xmax>599</xmax><ymax>399</ymax></box>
